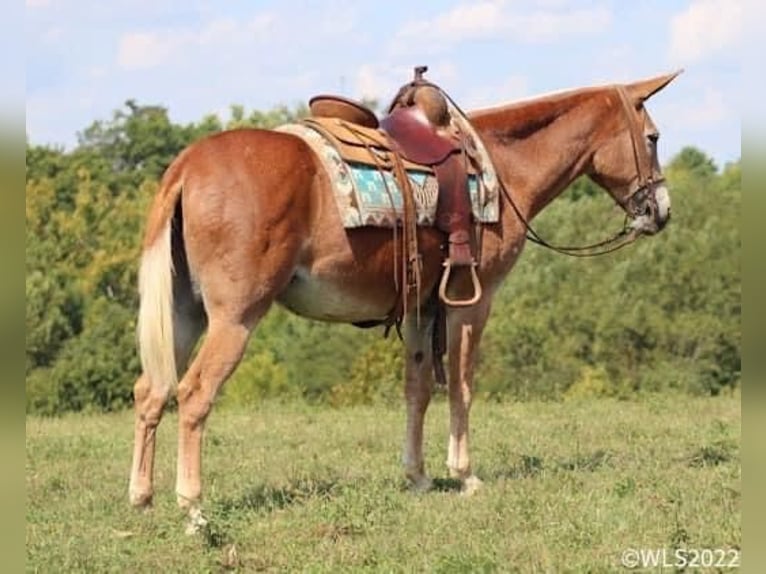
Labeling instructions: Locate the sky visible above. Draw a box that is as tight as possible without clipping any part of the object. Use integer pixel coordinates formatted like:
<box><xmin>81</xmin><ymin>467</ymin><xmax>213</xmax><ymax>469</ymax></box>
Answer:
<box><xmin>26</xmin><ymin>0</ymin><xmax>742</xmax><ymax>167</ymax></box>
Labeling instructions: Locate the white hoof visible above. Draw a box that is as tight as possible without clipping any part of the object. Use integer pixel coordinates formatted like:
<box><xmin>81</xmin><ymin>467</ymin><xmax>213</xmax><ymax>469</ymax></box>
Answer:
<box><xmin>129</xmin><ymin>488</ymin><xmax>153</xmax><ymax>508</ymax></box>
<box><xmin>461</xmin><ymin>475</ymin><xmax>483</xmax><ymax>496</ymax></box>
<box><xmin>184</xmin><ymin>506</ymin><xmax>208</xmax><ymax>535</ymax></box>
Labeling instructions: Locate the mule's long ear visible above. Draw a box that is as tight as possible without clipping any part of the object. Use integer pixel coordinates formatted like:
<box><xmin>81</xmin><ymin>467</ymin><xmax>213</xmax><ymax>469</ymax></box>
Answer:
<box><xmin>626</xmin><ymin>69</ymin><xmax>683</xmax><ymax>103</ymax></box>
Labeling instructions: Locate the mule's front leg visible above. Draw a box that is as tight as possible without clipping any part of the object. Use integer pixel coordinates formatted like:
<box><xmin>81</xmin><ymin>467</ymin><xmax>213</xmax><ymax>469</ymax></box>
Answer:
<box><xmin>446</xmin><ymin>300</ymin><xmax>490</xmax><ymax>495</ymax></box>
<box><xmin>402</xmin><ymin>312</ymin><xmax>436</xmax><ymax>491</ymax></box>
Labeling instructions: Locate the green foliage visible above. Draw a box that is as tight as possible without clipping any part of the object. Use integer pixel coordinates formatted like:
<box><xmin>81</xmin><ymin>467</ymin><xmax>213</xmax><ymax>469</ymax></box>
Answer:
<box><xmin>26</xmin><ymin>298</ymin><xmax>140</xmax><ymax>415</ymax></box>
<box><xmin>221</xmin><ymin>348</ymin><xmax>292</xmax><ymax>406</ymax></box>
<box><xmin>25</xmin><ymin>270</ymin><xmax>82</xmax><ymax>372</ymax></box>
<box><xmin>329</xmin><ymin>336</ymin><xmax>403</xmax><ymax>406</ymax></box>
<box><xmin>667</xmin><ymin>145</ymin><xmax>718</xmax><ymax>178</ymax></box>
<box><xmin>25</xmin><ymin>89</ymin><xmax>740</xmax><ymax>415</ymax></box>
<box><xmin>563</xmin><ymin>365</ymin><xmax>611</xmax><ymax>400</ymax></box>
<box><xmin>223</xmin><ymin>102</ymin><xmax>310</xmax><ymax>130</ymax></box>
<box><xmin>563</xmin><ymin>175</ymin><xmax>601</xmax><ymax>201</ymax></box>
<box><xmin>78</xmin><ymin>100</ymin><xmax>193</xmax><ymax>186</ymax></box>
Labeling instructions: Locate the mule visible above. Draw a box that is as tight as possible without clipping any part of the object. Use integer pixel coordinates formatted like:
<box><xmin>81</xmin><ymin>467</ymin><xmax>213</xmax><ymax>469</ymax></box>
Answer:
<box><xmin>128</xmin><ymin>71</ymin><xmax>679</xmax><ymax>528</ymax></box>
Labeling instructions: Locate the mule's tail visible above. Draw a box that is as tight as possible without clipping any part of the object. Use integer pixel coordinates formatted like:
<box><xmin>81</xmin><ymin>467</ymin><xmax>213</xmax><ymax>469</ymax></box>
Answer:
<box><xmin>137</xmin><ymin>221</ymin><xmax>176</xmax><ymax>394</ymax></box>
<box><xmin>136</xmin><ymin>170</ymin><xmax>185</xmax><ymax>395</ymax></box>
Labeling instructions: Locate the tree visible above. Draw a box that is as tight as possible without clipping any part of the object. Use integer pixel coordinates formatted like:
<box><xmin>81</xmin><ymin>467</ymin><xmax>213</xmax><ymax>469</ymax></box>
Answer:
<box><xmin>667</xmin><ymin>146</ymin><xmax>717</xmax><ymax>178</ymax></box>
<box><xmin>77</xmin><ymin>100</ymin><xmax>193</xmax><ymax>187</ymax></box>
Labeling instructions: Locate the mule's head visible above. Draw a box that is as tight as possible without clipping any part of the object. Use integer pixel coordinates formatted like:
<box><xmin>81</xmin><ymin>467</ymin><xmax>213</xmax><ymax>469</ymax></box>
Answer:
<box><xmin>588</xmin><ymin>71</ymin><xmax>681</xmax><ymax>236</ymax></box>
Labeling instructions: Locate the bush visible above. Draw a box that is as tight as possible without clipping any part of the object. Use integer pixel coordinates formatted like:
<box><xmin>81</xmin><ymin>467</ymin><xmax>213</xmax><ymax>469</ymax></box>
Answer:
<box><xmin>220</xmin><ymin>349</ymin><xmax>293</xmax><ymax>407</ymax></box>
<box><xmin>35</xmin><ymin>298</ymin><xmax>140</xmax><ymax>414</ymax></box>
<box><xmin>329</xmin><ymin>337</ymin><xmax>403</xmax><ymax>407</ymax></box>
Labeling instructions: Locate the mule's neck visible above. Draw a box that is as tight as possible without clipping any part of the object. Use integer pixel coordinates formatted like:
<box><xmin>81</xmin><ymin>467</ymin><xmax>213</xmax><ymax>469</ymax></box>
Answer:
<box><xmin>469</xmin><ymin>87</ymin><xmax>614</xmax><ymax>221</ymax></box>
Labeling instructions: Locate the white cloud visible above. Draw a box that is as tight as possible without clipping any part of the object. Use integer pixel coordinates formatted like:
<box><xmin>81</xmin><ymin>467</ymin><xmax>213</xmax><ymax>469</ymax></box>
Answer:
<box><xmin>669</xmin><ymin>0</ymin><xmax>741</xmax><ymax>64</ymax></box>
<box><xmin>41</xmin><ymin>26</ymin><xmax>64</xmax><ymax>44</ymax></box>
<box><xmin>26</xmin><ymin>88</ymin><xmax>86</xmax><ymax>149</ymax></box>
<box><xmin>88</xmin><ymin>66</ymin><xmax>108</xmax><ymax>79</ymax></box>
<box><xmin>354</xmin><ymin>63</ymin><xmax>413</xmax><ymax>102</ymax></box>
<box><xmin>117</xmin><ymin>13</ymin><xmax>277</xmax><ymax>70</ymax></box>
<box><xmin>406</xmin><ymin>1</ymin><xmax>507</xmax><ymax>42</ymax></box>
<box><xmin>463</xmin><ymin>75</ymin><xmax>530</xmax><ymax>109</ymax></box>
<box><xmin>391</xmin><ymin>1</ymin><xmax>611</xmax><ymax>55</ymax></box>
<box><xmin>655</xmin><ymin>86</ymin><xmax>729</xmax><ymax>131</ymax></box>
<box><xmin>514</xmin><ymin>6</ymin><xmax>610</xmax><ymax>43</ymax></box>
<box><xmin>248</xmin><ymin>13</ymin><xmax>277</xmax><ymax>36</ymax></box>
<box><xmin>118</xmin><ymin>30</ymin><xmax>188</xmax><ymax>70</ymax></box>
<box><xmin>675</xmin><ymin>87</ymin><xmax>729</xmax><ymax>129</ymax></box>
<box><xmin>198</xmin><ymin>18</ymin><xmax>239</xmax><ymax>46</ymax></box>
<box><xmin>354</xmin><ymin>64</ymin><xmax>389</xmax><ymax>100</ymax></box>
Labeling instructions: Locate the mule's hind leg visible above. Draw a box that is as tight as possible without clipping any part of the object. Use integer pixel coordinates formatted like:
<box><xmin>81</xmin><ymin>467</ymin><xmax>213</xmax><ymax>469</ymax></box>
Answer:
<box><xmin>402</xmin><ymin>307</ymin><xmax>437</xmax><ymax>491</ymax></box>
<box><xmin>129</xmin><ymin>373</ymin><xmax>170</xmax><ymax>507</ymax></box>
<box><xmin>175</xmin><ymin>316</ymin><xmax>254</xmax><ymax>531</ymax></box>
<box><xmin>129</xmin><ymin>298</ymin><xmax>204</xmax><ymax>507</ymax></box>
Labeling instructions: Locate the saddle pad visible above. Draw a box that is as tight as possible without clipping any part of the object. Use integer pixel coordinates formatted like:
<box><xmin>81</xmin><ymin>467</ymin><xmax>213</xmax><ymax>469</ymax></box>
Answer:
<box><xmin>276</xmin><ymin>122</ymin><xmax>499</xmax><ymax>228</ymax></box>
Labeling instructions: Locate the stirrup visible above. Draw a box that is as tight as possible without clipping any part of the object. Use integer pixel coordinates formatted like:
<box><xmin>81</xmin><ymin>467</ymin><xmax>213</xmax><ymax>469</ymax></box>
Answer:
<box><xmin>438</xmin><ymin>258</ymin><xmax>482</xmax><ymax>307</ymax></box>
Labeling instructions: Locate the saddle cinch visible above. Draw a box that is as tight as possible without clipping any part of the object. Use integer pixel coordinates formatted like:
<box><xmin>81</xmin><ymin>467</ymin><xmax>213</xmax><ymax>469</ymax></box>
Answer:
<box><xmin>303</xmin><ymin>68</ymin><xmax>484</xmax><ymax>309</ymax></box>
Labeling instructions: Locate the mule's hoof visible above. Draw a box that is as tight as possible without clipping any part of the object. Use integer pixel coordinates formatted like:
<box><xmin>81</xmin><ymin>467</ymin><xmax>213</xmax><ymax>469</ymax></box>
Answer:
<box><xmin>409</xmin><ymin>474</ymin><xmax>434</xmax><ymax>493</ymax></box>
<box><xmin>184</xmin><ymin>507</ymin><xmax>208</xmax><ymax>536</ymax></box>
<box><xmin>461</xmin><ymin>475</ymin><xmax>483</xmax><ymax>496</ymax></box>
<box><xmin>176</xmin><ymin>492</ymin><xmax>199</xmax><ymax>511</ymax></box>
<box><xmin>129</xmin><ymin>489</ymin><xmax>153</xmax><ymax>508</ymax></box>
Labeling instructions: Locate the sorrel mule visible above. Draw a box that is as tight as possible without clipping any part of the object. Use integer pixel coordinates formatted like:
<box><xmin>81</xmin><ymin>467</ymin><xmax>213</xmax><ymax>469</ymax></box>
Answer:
<box><xmin>129</xmin><ymin>72</ymin><xmax>679</xmax><ymax>529</ymax></box>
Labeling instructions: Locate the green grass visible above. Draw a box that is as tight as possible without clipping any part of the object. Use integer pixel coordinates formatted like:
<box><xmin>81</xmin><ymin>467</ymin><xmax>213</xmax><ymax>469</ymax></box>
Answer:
<box><xmin>26</xmin><ymin>393</ymin><xmax>740</xmax><ymax>573</ymax></box>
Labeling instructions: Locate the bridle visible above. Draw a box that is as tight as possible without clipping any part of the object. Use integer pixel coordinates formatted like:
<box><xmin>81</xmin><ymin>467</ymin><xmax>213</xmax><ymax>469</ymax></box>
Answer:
<box><xmin>500</xmin><ymin>85</ymin><xmax>665</xmax><ymax>258</ymax></box>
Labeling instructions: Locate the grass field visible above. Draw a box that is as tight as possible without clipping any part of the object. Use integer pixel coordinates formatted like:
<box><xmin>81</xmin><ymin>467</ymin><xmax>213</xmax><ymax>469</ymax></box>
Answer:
<box><xmin>26</xmin><ymin>393</ymin><xmax>740</xmax><ymax>573</ymax></box>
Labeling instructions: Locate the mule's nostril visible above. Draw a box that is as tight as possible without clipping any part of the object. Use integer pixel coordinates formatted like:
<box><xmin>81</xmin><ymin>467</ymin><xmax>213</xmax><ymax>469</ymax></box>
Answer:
<box><xmin>656</xmin><ymin>208</ymin><xmax>670</xmax><ymax>230</ymax></box>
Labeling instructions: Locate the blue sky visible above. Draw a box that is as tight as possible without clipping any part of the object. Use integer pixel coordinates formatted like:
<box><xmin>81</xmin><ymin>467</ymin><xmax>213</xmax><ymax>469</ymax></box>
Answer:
<box><xmin>26</xmin><ymin>0</ymin><xmax>741</xmax><ymax>166</ymax></box>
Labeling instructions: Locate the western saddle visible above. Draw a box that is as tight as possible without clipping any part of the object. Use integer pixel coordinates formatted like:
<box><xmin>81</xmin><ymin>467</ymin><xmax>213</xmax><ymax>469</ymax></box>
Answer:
<box><xmin>304</xmin><ymin>66</ymin><xmax>484</xmax><ymax>315</ymax></box>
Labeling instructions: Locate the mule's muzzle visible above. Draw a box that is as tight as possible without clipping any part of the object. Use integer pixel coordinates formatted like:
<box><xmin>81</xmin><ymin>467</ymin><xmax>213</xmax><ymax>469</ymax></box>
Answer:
<box><xmin>628</xmin><ymin>183</ymin><xmax>671</xmax><ymax>236</ymax></box>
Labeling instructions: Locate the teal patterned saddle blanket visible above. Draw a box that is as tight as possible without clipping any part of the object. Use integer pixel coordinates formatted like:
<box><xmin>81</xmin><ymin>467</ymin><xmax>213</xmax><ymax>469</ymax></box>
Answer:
<box><xmin>277</xmin><ymin>122</ymin><xmax>500</xmax><ymax>228</ymax></box>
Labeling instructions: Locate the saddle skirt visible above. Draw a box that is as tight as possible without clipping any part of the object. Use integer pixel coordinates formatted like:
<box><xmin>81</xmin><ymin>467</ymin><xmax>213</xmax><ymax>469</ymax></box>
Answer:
<box><xmin>276</xmin><ymin>110</ymin><xmax>499</xmax><ymax>229</ymax></box>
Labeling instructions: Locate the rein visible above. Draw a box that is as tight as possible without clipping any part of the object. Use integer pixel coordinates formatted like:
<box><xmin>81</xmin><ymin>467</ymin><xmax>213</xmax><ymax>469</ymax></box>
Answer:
<box><xmin>499</xmin><ymin>181</ymin><xmax>640</xmax><ymax>257</ymax></box>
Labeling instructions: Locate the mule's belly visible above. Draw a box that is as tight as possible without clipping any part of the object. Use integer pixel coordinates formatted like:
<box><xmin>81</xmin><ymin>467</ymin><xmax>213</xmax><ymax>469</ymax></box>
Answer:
<box><xmin>276</xmin><ymin>267</ymin><xmax>392</xmax><ymax>323</ymax></box>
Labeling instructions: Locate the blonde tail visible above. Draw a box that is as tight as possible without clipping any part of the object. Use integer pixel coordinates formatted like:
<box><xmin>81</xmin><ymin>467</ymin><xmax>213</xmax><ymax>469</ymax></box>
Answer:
<box><xmin>137</xmin><ymin>221</ymin><xmax>177</xmax><ymax>395</ymax></box>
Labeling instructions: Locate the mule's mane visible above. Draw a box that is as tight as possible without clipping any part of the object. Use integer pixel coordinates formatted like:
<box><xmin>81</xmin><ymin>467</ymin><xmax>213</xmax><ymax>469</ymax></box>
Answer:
<box><xmin>467</xmin><ymin>85</ymin><xmax>608</xmax><ymax>141</ymax></box>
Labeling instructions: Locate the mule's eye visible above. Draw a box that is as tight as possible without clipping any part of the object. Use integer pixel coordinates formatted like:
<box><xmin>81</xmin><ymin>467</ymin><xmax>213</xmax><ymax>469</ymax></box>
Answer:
<box><xmin>647</xmin><ymin>133</ymin><xmax>659</xmax><ymax>145</ymax></box>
